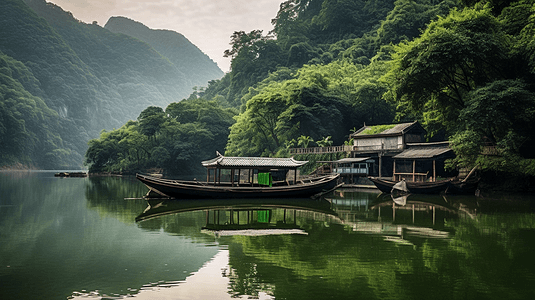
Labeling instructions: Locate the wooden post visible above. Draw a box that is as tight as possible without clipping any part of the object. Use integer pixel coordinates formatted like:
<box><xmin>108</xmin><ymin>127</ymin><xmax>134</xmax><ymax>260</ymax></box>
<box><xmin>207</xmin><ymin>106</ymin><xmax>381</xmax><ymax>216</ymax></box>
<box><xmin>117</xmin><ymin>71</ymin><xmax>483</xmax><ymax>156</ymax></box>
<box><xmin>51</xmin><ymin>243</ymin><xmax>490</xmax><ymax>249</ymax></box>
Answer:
<box><xmin>238</xmin><ymin>169</ymin><xmax>241</xmax><ymax>186</ymax></box>
<box><xmin>393</xmin><ymin>202</ymin><xmax>396</xmax><ymax>222</ymax></box>
<box><xmin>412</xmin><ymin>160</ymin><xmax>416</xmax><ymax>182</ymax></box>
<box><xmin>393</xmin><ymin>159</ymin><xmax>396</xmax><ymax>180</ymax></box>
<box><xmin>294</xmin><ymin>168</ymin><xmax>297</xmax><ymax>184</ymax></box>
<box><xmin>379</xmin><ymin>153</ymin><xmax>383</xmax><ymax>177</ymax></box>
<box><xmin>433</xmin><ymin>160</ymin><xmax>436</xmax><ymax>182</ymax></box>
<box><xmin>378</xmin><ymin>206</ymin><xmax>381</xmax><ymax>222</ymax></box>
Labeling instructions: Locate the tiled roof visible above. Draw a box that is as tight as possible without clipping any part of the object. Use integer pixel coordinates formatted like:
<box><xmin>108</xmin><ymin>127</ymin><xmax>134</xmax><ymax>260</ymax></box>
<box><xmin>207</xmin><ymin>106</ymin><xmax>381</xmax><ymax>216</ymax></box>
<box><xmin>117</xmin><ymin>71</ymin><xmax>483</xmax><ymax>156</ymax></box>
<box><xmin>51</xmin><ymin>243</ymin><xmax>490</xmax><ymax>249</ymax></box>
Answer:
<box><xmin>201</xmin><ymin>155</ymin><xmax>308</xmax><ymax>168</ymax></box>
<box><xmin>393</xmin><ymin>142</ymin><xmax>452</xmax><ymax>159</ymax></box>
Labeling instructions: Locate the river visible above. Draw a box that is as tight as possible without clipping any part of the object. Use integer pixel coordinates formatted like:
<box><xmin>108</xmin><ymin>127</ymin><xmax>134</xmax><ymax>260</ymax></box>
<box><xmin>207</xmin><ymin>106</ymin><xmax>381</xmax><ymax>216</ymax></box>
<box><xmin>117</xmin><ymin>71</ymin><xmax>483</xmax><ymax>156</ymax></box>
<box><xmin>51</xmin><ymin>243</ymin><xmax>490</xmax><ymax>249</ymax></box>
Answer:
<box><xmin>1</xmin><ymin>171</ymin><xmax>534</xmax><ymax>299</ymax></box>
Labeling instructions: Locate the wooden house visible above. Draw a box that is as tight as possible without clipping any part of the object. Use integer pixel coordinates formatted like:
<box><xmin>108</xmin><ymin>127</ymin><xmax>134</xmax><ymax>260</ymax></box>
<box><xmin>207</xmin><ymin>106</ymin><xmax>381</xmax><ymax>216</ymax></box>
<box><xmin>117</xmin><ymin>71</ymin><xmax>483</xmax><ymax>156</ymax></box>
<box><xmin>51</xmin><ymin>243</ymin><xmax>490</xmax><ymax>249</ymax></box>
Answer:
<box><xmin>349</xmin><ymin>121</ymin><xmax>426</xmax><ymax>177</ymax></box>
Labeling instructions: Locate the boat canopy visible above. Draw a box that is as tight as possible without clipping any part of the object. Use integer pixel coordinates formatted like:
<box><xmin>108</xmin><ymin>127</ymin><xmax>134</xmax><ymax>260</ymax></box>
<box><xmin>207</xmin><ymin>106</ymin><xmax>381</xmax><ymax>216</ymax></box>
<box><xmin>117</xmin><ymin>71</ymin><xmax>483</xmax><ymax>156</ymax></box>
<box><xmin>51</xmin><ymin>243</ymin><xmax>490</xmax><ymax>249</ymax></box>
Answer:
<box><xmin>201</xmin><ymin>154</ymin><xmax>308</xmax><ymax>169</ymax></box>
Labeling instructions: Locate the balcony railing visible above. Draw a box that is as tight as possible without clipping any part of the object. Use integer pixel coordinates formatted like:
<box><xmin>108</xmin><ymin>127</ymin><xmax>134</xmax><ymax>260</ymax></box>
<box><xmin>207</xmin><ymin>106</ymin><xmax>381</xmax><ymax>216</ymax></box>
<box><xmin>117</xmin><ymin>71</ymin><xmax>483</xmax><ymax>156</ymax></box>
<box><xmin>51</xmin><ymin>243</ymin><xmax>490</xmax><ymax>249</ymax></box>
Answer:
<box><xmin>289</xmin><ymin>145</ymin><xmax>353</xmax><ymax>155</ymax></box>
<box><xmin>334</xmin><ymin>167</ymin><xmax>368</xmax><ymax>174</ymax></box>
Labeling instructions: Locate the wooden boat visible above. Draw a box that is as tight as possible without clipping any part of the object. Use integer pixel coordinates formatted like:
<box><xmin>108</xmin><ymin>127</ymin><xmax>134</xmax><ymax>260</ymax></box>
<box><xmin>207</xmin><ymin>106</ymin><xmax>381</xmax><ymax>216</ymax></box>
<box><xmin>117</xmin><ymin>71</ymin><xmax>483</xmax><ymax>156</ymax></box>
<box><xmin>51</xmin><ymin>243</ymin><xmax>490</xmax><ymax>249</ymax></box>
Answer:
<box><xmin>136</xmin><ymin>173</ymin><xmax>341</xmax><ymax>199</ymax></box>
<box><xmin>368</xmin><ymin>177</ymin><xmax>451</xmax><ymax>194</ymax></box>
<box><xmin>137</xmin><ymin>154</ymin><xmax>342</xmax><ymax>199</ymax></box>
<box><xmin>445</xmin><ymin>166</ymin><xmax>480</xmax><ymax>194</ymax></box>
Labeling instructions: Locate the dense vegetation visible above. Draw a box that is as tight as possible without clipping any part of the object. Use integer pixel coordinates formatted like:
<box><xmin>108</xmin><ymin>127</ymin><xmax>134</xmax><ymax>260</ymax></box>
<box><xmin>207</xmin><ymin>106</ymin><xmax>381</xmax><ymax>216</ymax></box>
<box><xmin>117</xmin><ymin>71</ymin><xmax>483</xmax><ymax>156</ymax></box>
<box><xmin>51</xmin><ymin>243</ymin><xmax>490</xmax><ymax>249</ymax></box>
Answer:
<box><xmin>0</xmin><ymin>0</ymin><xmax>222</xmax><ymax>168</ymax></box>
<box><xmin>84</xmin><ymin>98</ymin><xmax>236</xmax><ymax>175</ymax></box>
<box><xmin>85</xmin><ymin>0</ymin><xmax>535</xmax><ymax>181</ymax></box>
<box><xmin>3</xmin><ymin>0</ymin><xmax>535</xmax><ymax>184</ymax></box>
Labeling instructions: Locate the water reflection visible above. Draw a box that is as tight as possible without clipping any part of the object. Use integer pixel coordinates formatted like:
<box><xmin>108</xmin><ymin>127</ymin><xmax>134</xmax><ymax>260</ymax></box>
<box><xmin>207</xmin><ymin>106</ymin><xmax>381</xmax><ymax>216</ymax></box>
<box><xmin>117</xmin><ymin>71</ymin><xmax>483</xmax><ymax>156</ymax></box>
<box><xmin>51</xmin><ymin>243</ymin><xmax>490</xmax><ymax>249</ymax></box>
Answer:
<box><xmin>138</xmin><ymin>198</ymin><xmax>338</xmax><ymax>236</ymax></box>
<box><xmin>3</xmin><ymin>172</ymin><xmax>535</xmax><ymax>300</ymax></box>
<box><xmin>130</xmin><ymin>191</ymin><xmax>535</xmax><ymax>300</ymax></box>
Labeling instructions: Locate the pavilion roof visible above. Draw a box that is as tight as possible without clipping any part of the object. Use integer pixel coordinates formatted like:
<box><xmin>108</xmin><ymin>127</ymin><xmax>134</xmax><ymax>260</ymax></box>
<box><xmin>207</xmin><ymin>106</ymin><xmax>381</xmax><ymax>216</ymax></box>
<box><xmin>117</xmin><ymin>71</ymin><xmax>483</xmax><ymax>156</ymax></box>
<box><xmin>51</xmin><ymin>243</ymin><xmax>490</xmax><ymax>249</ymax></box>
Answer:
<box><xmin>201</xmin><ymin>154</ymin><xmax>308</xmax><ymax>169</ymax></box>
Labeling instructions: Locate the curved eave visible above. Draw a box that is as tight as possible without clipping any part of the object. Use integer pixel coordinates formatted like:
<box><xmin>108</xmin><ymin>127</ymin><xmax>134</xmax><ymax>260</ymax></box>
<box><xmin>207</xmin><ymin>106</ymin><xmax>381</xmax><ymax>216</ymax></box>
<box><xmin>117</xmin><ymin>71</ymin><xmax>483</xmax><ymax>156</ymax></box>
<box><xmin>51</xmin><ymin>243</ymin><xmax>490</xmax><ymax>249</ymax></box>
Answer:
<box><xmin>201</xmin><ymin>156</ymin><xmax>308</xmax><ymax>169</ymax></box>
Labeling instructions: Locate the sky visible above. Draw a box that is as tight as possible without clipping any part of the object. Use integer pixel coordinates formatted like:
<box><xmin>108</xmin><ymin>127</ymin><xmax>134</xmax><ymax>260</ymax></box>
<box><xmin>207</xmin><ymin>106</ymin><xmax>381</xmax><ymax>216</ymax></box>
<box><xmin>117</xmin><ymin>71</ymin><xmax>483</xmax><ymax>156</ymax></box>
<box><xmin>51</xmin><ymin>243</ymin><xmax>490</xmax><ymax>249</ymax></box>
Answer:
<box><xmin>47</xmin><ymin>0</ymin><xmax>283</xmax><ymax>72</ymax></box>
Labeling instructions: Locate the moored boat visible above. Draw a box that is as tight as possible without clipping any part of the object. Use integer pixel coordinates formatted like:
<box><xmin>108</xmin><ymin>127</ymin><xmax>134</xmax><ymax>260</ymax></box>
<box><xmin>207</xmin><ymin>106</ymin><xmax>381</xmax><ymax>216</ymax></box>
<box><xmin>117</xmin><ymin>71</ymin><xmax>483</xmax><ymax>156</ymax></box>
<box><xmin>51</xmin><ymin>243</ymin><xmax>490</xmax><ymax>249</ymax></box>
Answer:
<box><xmin>54</xmin><ymin>172</ymin><xmax>88</xmax><ymax>177</ymax></box>
<box><xmin>136</xmin><ymin>154</ymin><xmax>341</xmax><ymax>199</ymax></box>
<box><xmin>136</xmin><ymin>173</ymin><xmax>340</xmax><ymax>199</ymax></box>
<box><xmin>368</xmin><ymin>177</ymin><xmax>451</xmax><ymax>194</ymax></box>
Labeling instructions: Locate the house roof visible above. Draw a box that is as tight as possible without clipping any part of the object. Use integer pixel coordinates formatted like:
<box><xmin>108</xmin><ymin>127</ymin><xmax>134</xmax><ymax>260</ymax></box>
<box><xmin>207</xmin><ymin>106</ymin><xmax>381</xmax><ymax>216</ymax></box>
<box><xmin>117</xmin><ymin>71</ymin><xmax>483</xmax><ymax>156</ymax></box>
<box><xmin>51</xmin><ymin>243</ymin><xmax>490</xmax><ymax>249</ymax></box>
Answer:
<box><xmin>351</xmin><ymin>121</ymin><xmax>424</xmax><ymax>138</ymax></box>
<box><xmin>334</xmin><ymin>157</ymin><xmax>373</xmax><ymax>164</ymax></box>
<box><xmin>201</xmin><ymin>154</ymin><xmax>308</xmax><ymax>169</ymax></box>
<box><xmin>393</xmin><ymin>142</ymin><xmax>452</xmax><ymax>159</ymax></box>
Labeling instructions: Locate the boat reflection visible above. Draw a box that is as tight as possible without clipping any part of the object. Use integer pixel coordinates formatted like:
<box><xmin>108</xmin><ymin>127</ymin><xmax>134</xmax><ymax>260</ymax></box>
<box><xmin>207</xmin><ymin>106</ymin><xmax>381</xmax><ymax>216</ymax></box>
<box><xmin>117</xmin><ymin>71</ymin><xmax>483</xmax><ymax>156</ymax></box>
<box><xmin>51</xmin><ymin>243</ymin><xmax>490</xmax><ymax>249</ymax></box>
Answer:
<box><xmin>135</xmin><ymin>191</ymin><xmax>472</xmax><ymax>243</ymax></box>
<box><xmin>136</xmin><ymin>198</ymin><xmax>340</xmax><ymax>237</ymax></box>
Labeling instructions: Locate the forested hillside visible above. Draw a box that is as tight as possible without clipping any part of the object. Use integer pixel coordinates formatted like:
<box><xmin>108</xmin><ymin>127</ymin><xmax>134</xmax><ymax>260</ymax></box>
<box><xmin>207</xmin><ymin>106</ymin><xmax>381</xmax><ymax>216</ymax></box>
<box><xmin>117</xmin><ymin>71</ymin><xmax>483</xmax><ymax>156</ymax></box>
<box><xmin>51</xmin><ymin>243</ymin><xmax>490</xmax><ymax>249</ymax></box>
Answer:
<box><xmin>104</xmin><ymin>17</ymin><xmax>223</xmax><ymax>89</ymax></box>
<box><xmin>83</xmin><ymin>0</ymin><xmax>535</xmax><ymax>183</ymax></box>
<box><xmin>0</xmin><ymin>0</ymin><xmax>223</xmax><ymax>169</ymax></box>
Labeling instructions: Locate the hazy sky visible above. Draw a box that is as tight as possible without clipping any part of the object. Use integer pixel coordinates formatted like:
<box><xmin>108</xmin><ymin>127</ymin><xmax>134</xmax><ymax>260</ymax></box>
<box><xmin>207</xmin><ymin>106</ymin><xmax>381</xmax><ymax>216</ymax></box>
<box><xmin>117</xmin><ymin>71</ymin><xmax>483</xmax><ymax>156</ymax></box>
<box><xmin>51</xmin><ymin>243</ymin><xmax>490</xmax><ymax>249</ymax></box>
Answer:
<box><xmin>47</xmin><ymin>0</ymin><xmax>283</xmax><ymax>73</ymax></box>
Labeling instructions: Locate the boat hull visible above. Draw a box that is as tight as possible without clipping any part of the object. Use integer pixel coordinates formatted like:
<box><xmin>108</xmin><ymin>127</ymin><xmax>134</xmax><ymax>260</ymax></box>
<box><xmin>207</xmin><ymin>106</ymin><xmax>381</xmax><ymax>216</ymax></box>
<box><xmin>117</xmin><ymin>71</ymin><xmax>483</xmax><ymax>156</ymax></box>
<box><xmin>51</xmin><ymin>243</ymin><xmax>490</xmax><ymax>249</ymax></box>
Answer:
<box><xmin>136</xmin><ymin>173</ymin><xmax>341</xmax><ymax>199</ymax></box>
<box><xmin>369</xmin><ymin>177</ymin><xmax>450</xmax><ymax>194</ymax></box>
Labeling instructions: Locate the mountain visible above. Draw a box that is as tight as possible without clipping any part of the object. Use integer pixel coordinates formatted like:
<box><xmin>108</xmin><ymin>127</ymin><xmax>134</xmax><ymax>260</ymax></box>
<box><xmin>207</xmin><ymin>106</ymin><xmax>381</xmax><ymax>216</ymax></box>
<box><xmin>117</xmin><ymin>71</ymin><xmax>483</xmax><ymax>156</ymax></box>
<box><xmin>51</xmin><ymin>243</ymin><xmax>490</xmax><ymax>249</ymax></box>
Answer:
<box><xmin>105</xmin><ymin>17</ymin><xmax>224</xmax><ymax>88</ymax></box>
<box><xmin>0</xmin><ymin>0</ymin><xmax>224</xmax><ymax>169</ymax></box>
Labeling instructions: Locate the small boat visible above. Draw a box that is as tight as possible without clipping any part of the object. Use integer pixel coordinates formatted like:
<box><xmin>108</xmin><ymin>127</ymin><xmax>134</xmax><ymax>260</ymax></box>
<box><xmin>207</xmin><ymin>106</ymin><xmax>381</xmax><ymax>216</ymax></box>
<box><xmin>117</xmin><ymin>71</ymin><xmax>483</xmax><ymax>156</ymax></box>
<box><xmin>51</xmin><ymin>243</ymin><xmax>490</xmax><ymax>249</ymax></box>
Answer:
<box><xmin>368</xmin><ymin>177</ymin><xmax>451</xmax><ymax>194</ymax></box>
<box><xmin>54</xmin><ymin>172</ymin><xmax>88</xmax><ymax>177</ymax></box>
<box><xmin>136</xmin><ymin>153</ymin><xmax>341</xmax><ymax>199</ymax></box>
<box><xmin>445</xmin><ymin>166</ymin><xmax>480</xmax><ymax>194</ymax></box>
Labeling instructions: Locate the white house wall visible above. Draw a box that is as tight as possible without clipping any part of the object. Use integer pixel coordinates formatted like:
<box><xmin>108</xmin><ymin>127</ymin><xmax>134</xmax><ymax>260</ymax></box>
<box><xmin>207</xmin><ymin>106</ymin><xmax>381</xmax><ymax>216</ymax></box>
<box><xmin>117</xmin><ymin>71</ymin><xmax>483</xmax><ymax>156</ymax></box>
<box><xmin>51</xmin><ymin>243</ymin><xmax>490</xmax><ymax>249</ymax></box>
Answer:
<box><xmin>353</xmin><ymin>136</ymin><xmax>403</xmax><ymax>151</ymax></box>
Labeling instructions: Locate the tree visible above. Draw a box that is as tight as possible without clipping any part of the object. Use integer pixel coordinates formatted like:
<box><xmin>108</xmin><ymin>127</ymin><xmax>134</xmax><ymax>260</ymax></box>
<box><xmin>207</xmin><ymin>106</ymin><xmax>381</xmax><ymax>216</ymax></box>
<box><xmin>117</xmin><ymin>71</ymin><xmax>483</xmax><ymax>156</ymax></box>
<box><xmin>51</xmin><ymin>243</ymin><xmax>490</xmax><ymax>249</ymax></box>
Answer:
<box><xmin>459</xmin><ymin>79</ymin><xmax>535</xmax><ymax>151</ymax></box>
<box><xmin>137</xmin><ymin>106</ymin><xmax>165</xmax><ymax>139</ymax></box>
<box><xmin>384</xmin><ymin>7</ymin><xmax>512</xmax><ymax>134</ymax></box>
<box><xmin>224</xmin><ymin>30</ymin><xmax>270</xmax><ymax>60</ymax></box>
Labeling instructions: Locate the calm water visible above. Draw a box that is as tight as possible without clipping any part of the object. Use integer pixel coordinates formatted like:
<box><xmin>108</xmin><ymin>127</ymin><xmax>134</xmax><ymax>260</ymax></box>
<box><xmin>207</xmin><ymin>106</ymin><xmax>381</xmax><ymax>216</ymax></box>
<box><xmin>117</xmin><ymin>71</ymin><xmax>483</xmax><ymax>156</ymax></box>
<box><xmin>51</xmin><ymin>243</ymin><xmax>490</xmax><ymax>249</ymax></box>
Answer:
<box><xmin>1</xmin><ymin>171</ymin><xmax>535</xmax><ymax>300</ymax></box>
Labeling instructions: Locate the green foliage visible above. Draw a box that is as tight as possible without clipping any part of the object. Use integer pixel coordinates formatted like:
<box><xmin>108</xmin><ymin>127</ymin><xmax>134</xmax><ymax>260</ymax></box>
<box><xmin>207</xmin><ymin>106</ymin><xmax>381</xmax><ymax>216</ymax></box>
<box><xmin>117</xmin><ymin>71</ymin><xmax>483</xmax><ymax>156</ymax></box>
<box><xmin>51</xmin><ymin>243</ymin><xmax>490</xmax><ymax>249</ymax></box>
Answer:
<box><xmin>445</xmin><ymin>130</ymin><xmax>483</xmax><ymax>170</ymax></box>
<box><xmin>225</xmin><ymin>59</ymin><xmax>394</xmax><ymax>157</ymax></box>
<box><xmin>84</xmin><ymin>99</ymin><xmax>236</xmax><ymax>175</ymax></box>
<box><xmin>385</xmin><ymin>3</ymin><xmax>535</xmax><ymax>176</ymax></box>
<box><xmin>460</xmin><ymin>79</ymin><xmax>535</xmax><ymax>147</ymax></box>
<box><xmin>297</xmin><ymin>136</ymin><xmax>315</xmax><ymax>148</ymax></box>
<box><xmin>384</xmin><ymin>6</ymin><xmax>512</xmax><ymax>134</ymax></box>
<box><xmin>360</xmin><ymin>124</ymin><xmax>396</xmax><ymax>135</ymax></box>
<box><xmin>294</xmin><ymin>152</ymin><xmax>348</xmax><ymax>174</ymax></box>
<box><xmin>316</xmin><ymin>136</ymin><xmax>333</xmax><ymax>147</ymax></box>
<box><xmin>1</xmin><ymin>0</ymin><xmax>223</xmax><ymax>169</ymax></box>
<box><xmin>0</xmin><ymin>51</ymin><xmax>75</xmax><ymax>168</ymax></box>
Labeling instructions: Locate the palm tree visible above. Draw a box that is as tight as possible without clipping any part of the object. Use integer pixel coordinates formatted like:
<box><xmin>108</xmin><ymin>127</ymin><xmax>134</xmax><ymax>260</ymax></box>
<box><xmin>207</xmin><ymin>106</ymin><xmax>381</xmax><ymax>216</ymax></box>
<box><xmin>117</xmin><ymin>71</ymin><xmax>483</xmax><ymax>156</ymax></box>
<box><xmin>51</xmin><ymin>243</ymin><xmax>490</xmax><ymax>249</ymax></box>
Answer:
<box><xmin>316</xmin><ymin>136</ymin><xmax>333</xmax><ymax>147</ymax></box>
<box><xmin>297</xmin><ymin>135</ymin><xmax>314</xmax><ymax>148</ymax></box>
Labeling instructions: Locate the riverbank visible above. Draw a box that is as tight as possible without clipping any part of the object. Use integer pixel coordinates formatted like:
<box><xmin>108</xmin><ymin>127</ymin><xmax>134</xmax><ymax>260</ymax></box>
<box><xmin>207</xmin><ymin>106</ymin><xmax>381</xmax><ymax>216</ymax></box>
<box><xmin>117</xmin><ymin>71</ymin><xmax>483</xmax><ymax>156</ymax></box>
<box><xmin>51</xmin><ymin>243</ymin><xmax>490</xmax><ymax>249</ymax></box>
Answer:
<box><xmin>479</xmin><ymin>170</ymin><xmax>535</xmax><ymax>193</ymax></box>
<box><xmin>0</xmin><ymin>163</ymin><xmax>36</xmax><ymax>171</ymax></box>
